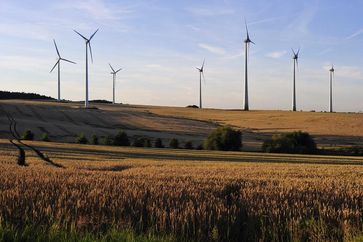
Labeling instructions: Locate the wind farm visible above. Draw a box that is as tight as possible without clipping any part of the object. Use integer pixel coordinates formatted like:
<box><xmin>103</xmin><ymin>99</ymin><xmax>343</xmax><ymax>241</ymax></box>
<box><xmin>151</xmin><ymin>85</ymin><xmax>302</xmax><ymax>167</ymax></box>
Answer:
<box><xmin>1</xmin><ymin>1</ymin><xmax>363</xmax><ymax>242</ymax></box>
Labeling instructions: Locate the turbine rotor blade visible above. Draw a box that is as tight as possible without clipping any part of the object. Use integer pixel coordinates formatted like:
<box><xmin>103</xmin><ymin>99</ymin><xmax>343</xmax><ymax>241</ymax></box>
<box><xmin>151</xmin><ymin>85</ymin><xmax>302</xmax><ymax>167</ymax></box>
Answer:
<box><xmin>50</xmin><ymin>60</ymin><xmax>59</xmax><ymax>73</ymax></box>
<box><xmin>88</xmin><ymin>43</ymin><xmax>94</xmax><ymax>63</ymax></box>
<box><xmin>74</xmin><ymin>30</ymin><xmax>88</xmax><ymax>41</ymax></box>
<box><xmin>115</xmin><ymin>68</ymin><xmax>122</xmax><ymax>73</ymax></box>
<box><xmin>61</xmin><ymin>58</ymin><xmax>76</xmax><ymax>64</ymax></box>
<box><xmin>202</xmin><ymin>72</ymin><xmax>206</xmax><ymax>85</ymax></box>
<box><xmin>109</xmin><ymin>63</ymin><xmax>115</xmax><ymax>72</ymax></box>
<box><xmin>53</xmin><ymin>39</ymin><xmax>61</xmax><ymax>58</ymax></box>
<box><xmin>89</xmin><ymin>28</ymin><xmax>99</xmax><ymax>41</ymax></box>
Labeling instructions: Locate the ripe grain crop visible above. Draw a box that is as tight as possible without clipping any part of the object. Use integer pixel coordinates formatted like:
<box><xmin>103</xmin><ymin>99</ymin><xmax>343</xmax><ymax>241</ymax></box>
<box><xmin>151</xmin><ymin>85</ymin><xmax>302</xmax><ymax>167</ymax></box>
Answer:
<box><xmin>1</xmin><ymin>141</ymin><xmax>363</xmax><ymax>241</ymax></box>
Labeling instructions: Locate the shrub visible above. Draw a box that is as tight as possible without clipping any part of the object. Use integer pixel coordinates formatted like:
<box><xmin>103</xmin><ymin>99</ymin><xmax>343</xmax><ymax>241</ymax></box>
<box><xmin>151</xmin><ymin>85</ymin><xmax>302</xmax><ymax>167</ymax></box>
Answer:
<box><xmin>91</xmin><ymin>134</ymin><xmax>98</xmax><ymax>145</ymax></box>
<box><xmin>184</xmin><ymin>141</ymin><xmax>194</xmax><ymax>149</ymax></box>
<box><xmin>196</xmin><ymin>144</ymin><xmax>204</xmax><ymax>150</ymax></box>
<box><xmin>113</xmin><ymin>130</ymin><xmax>130</xmax><ymax>146</ymax></box>
<box><xmin>133</xmin><ymin>137</ymin><xmax>152</xmax><ymax>147</ymax></box>
<box><xmin>104</xmin><ymin>135</ymin><xmax>114</xmax><ymax>146</ymax></box>
<box><xmin>204</xmin><ymin>127</ymin><xmax>242</xmax><ymax>151</ymax></box>
<box><xmin>169</xmin><ymin>138</ymin><xmax>179</xmax><ymax>149</ymax></box>
<box><xmin>154</xmin><ymin>138</ymin><xmax>164</xmax><ymax>148</ymax></box>
<box><xmin>22</xmin><ymin>129</ymin><xmax>34</xmax><ymax>140</ymax></box>
<box><xmin>41</xmin><ymin>133</ymin><xmax>50</xmax><ymax>142</ymax></box>
<box><xmin>262</xmin><ymin>131</ymin><xmax>317</xmax><ymax>154</ymax></box>
<box><xmin>76</xmin><ymin>133</ymin><xmax>88</xmax><ymax>144</ymax></box>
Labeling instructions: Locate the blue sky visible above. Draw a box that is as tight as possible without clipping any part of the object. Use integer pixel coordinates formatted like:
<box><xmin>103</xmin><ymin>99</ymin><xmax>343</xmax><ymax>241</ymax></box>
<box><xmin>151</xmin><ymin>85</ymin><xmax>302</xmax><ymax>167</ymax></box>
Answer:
<box><xmin>0</xmin><ymin>0</ymin><xmax>363</xmax><ymax>111</ymax></box>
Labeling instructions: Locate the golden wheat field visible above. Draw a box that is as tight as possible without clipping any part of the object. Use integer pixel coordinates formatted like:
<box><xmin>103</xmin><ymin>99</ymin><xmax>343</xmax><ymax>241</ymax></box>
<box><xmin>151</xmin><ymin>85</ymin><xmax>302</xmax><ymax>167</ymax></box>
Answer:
<box><xmin>1</xmin><ymin>139</ymin><xmax>363</xmax><ymax>241</ymax></box>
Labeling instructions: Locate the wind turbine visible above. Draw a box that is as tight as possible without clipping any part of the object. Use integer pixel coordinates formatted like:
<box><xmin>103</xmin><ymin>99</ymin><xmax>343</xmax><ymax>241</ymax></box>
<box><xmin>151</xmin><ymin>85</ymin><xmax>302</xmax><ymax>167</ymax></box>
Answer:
<box><xmin>50</xmin><ymin>39</ymin><xmax>76</xmax><ymax>102</ymax></box>
<box><xmin>109</xmin><ymin>64</ymin><xmax>122</xmax><ymax>104</ymax></box>
<box><xmin>74</xmin><ymin>29</ymin><xmax>99</xmax><ymax>108</ymax></box>
<box><xmin>292</xmin><ymin>48</ymin><xmax>300</xmax><ymax>112</ymax></box>
<box><xmin>243</xmin><ymin>20</ymin><xmax>255</xmax><ymax>111</ymax></box>
<box><xmin>329</xmin><ymin>65</ymin><xmax>335</xmax><ymax>113</ymax></box>
<box><xmin>196</xmin><ymin>59</ymin><xmax>205</xmax><ymax>109</ymax></box>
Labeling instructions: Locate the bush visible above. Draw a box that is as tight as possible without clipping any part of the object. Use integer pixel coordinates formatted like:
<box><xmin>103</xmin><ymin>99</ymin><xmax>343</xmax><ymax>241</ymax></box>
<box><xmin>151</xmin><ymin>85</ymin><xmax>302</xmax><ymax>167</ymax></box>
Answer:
<box><xmin>41</xmin><ymin>133</ymin><xmax>50</xmax><ymax>142</ymax></box>
<box><xmin>113</xmin><ymin>130</ymin><xmax>130</xmax><ymax>146</ymax></box>
<box><xmin>196</xmin><ymin>144</ymin><xmax>204</xmax><ymax>150</ymax></box>
<box><xmin>91</xmin><ymin>134</ymin><xmax>98</xmax><ymax>145</ymax></box>
<box><xmin>22</xmin><ymin>129</ymin><xmax>34</xmax><ymax>140</ymax></box>
<box><xmin>104</xmin><ymin>135</ymin><xmax>114</xmax><ymax>146</ymax></box>
<box><xmin>169</xmin><ymin>138</ymin><xmax>179</xmax><ymax>149</ymax></box>
<box><xmin>204</xmin><ymin>127</ymin><xmax>242</xmax><ymax>151</ymax></box>
<box><xmin>184</xmin><ymin>141</ymin><xmax>194</xmax><ymax>149</ymax></box>
<box><xmin>262</xmin><ymin>131</ymin><xmax>317</xmax><ymax>154</ymax></box>
<box><xmin>76</xmin><ymin>133</ymin><xmax>88</xmax><ymax>144</ymax></box>
<box><xmin>133</xmin><ymin>137</ymin><xmax>152</xmax><ymax>147</ymax></box>
<box><xmin>154</xmin><ymin>138</ymin><xmax>164</xmax><ymax>148</ymax></box>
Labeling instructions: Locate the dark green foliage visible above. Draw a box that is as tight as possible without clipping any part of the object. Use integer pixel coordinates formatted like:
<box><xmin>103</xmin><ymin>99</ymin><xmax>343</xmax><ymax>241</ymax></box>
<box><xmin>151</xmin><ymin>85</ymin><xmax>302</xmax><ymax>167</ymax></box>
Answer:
<box><xmin>204</xmin><ymin>126</ymin><xmax>242</xmax><ymax>151</ymax></box>
<box><xmin>91</xmin><ymin>134</ymin><xmax>99</xmax><ymax>145</ymax></box>
<box><xmin>113</xmin><ymin>130</ymin><xmax>130</xmax><ymax>146</ymax></box>
<box><xmin>169</xmin><ymin>138</ymin><xmax>179</xmax><ymax>149</ymax></box>
<box><xmin>184</xmin><ymin>141</ymin><xmax>194</xmax><ymax>149</ymax></box>
<box><xmin>154</xmin><ymin>138</ymin><xmax>164</xmax><ymax>148</ymax></box>
<box><xmin>196</xmin><ymin>144</ymin><xmax>204</xmax><ymax>150</ymax></box>
<box><xmin>0</xmin><ymin>91</ymin><xmax>53</xmax><ymax>100</ymax></box>
<box><xmin>41</xmin><ymin>133</ymin><xmax>50</xmax><ymax>142</ymax></box>
<box><xmin>133</xmin><ymin>137</ymin><xmax>152</xmax><ymax>147</ymax></box>
<box><xmin>104</xmin><ymin>135</ymin><xmax>114</xmax><ymax>146</ymax></box>
<box><xmin>76</xmin><ymin>133</ymin><xmax>88</xmax><ymax>144</ymax></box>
<box><xmin>262</xmin><ymin>131</ymin><xmax>317</xmax><ymax>154</ymax></box>
<box><xmin>22</xmin><ymin>129</ymin><xmax>34</xmax><ymax>140</ymax></box>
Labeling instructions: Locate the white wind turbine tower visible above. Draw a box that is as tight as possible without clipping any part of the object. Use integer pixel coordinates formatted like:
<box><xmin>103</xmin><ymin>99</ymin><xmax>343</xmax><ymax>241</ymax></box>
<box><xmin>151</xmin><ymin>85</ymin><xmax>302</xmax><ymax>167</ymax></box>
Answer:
<box><xmin>196</xmin><ymin>59</ymin><xmax>205</xmax><ymax>109</ymax></box>
<box><xmin>243</xmin><ymin>21</ymin><xmax>255</xmax><ymax>111</ymax></box>
<box><xmin>329</xmin><ymin>65</ymin><xmax>335</xmax><ymax>113</ymax></box>
<box><xmin>50</xmin><ymin>39</ymin><xmax>76</xmax><ymax>102</ymax></box>
<box><xmin>292</xmin><ymin>48</ymin><xmax>300</xmax><ymax>112</ymax></box>
<box><xmin>109</xmin><ymin>64</ymin><xmax>122</xmax><ymax>104</ymax></box>
<box><xmin>74</xmin><ymin>29</ymin><xmax>99</xmax><ymax>108</ymax></box>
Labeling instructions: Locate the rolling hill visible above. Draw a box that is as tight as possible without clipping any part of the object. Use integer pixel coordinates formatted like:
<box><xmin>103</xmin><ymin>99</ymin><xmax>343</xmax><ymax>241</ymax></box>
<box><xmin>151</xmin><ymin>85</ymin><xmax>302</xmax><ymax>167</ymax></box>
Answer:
<box><xmin>0</xmin><ymin>99</ymin><xmax>362</xmax><ymax>151</ymax></box>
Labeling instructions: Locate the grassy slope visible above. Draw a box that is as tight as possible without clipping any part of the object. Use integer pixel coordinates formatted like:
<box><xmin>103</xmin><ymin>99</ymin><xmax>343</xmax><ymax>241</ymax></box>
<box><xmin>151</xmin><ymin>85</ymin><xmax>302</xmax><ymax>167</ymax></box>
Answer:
<box><xmin>1</xmin><ymin>100</ymin><xmax>363</xmax><ymax>151</ymax></box>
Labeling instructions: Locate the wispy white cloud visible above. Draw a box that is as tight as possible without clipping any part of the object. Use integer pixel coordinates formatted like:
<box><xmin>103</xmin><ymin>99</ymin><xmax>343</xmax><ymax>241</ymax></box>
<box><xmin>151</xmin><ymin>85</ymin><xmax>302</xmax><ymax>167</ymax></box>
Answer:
<box><xmin>0</xmin><ymin>22</ymin><xmax>51</xmax><ymax>41</ymax></box>
<box><xmin>186</xmin><ymin>7</ymin><xmax>234</xmax><ymax>17</ymax></box>
<box><xmin>198</xmin><ymin>43</ymin><xmax>226</xmax><ymax>55</ymax></box>
<box><xmin>266</xmin><ymin>50</ymin><xmax>287</xmax><ymax>59</ymax></box>
<box><xmin>346</xmin><ymin>28</ymin><xmax>363</xmax><ymax>40</ymax></box>
<box><xmin>53</xmin><ymin>0</ymin><xmax>133</xmax><ymax>21</ymax></box>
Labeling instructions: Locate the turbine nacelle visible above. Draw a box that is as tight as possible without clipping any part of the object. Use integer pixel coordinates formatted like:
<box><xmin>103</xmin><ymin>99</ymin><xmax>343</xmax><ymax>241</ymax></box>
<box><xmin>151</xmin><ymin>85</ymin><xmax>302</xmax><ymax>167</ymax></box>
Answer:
<box><xmin>50</xmin><ymin>39</ymin><xmax>76</xmax><ymax>73</ymax></box>
<box><xmin>292</xmin><ymin>48</ymin><xmax>300</xmax><ymax>60</ymax></box>
<box><xmin>74</xmin><ymin>29</ymin><xmax>99</xmax><ymax>63</ymax></box>
<box><xmin>244</xmin><ymin>21</ymin><xmax>255</xmax><ymax>45</ymax></box>
<box><xmin>109</xmin><ymin>63</ymin><xmax>122</xmax><ymax>74</ymax></box>
<box><xmin>330</xmin><ymin>65</ymin><xmax>335</xmax><ymax>73</ymax></box>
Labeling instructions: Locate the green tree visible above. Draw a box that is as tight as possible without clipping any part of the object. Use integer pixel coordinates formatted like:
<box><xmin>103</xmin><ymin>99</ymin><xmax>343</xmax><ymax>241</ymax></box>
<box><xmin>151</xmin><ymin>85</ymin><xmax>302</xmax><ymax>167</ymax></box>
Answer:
<box><xmin>41</xmin><ymin>133</ymin><xmax>50</xmax><ymax>142</ymax></box>
<box><xmin>154</xmin><ymin>138</ymin><xmax>164</xmax><ymax>148</ymax></box>
<box><xmin>76</xmin><ymin>133</ymin><xmax>88</xmax><ymax>144</ymax></box>
<box><xmin>91</xmin><ymin>134</ymin><xmax>98</xmax><ymax>145</ymax></box>
<box><xmin>113</xmin><ymin>130</ymin><xmax>130</xmax><ymax>146</ymax></box>
<box><xmin>262</xmin><ymin>131</ymin><xmax>317</xmax><ymax>154</ymax></box>
<box><xmin>22</xmin><ymin>129</ymin><xmax>34</xmax><ymax>140</ymax></box>
<box><xmin>169</xmin><ymin>138</ymin><xmax>179</xmax><ymax>149</ymax></box>
<box><xmin>204</xmin><ymin>126</ymin><xmax>242</xmax><ymax>151</ymax></box>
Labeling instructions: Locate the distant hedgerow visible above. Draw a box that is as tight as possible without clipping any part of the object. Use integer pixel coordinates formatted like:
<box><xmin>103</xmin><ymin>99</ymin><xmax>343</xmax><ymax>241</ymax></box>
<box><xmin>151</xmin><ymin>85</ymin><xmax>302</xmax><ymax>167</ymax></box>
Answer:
<box><xmin>169</xmin><ymin>138</ymin><xmax>179</xmax><ymax>149</ymax></box>
<box><xmin>262</xmin><ymin>131</ymin><xmax>317</xmax><ymax>154</ymax></box>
